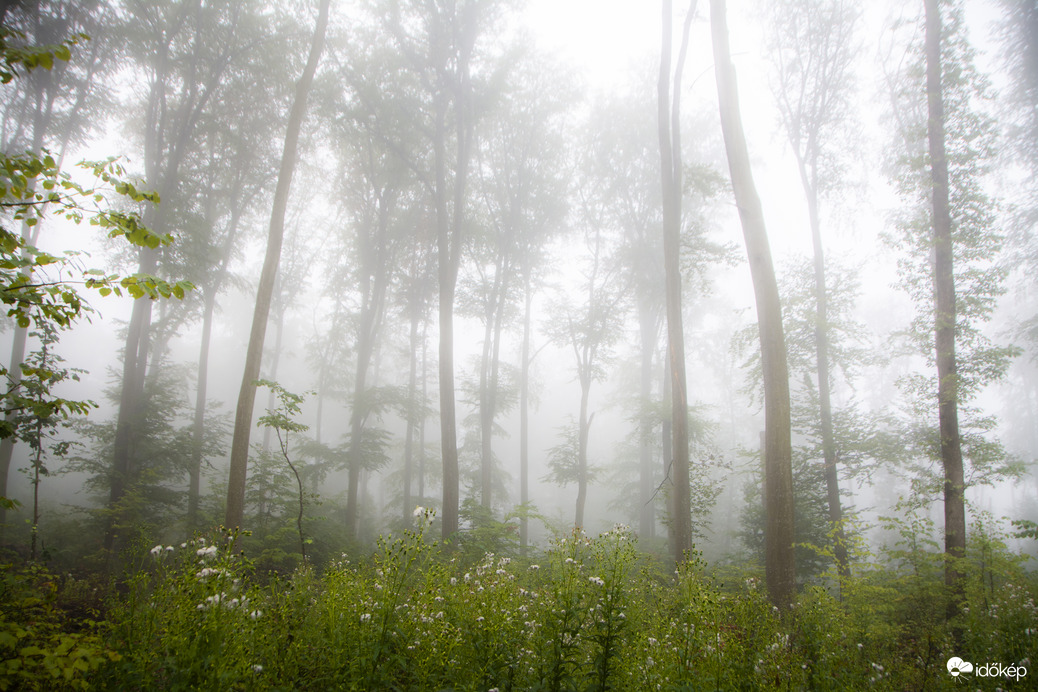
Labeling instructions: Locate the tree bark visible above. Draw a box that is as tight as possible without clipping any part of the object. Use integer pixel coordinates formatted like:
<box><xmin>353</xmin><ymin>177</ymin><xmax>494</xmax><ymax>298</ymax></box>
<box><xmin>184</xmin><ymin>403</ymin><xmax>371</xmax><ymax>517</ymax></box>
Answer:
<box><xmin>224</xmin><ymin>0</ymin><xmax>330</xmax><ymax>530</ymax></box>
<box><xmin>924</xmin><ymin>0</ymin><xmax>966</xmax><ymax>614</ymax></box>
<box><xmin>711</xmin><ymin>0</ymin><xmax>796</xmax><ymax>608</ymax></box>
<box><xmin>658</xmin><ymin>0</ymin><xmax>696</xmax><ymax>564</ymax></box>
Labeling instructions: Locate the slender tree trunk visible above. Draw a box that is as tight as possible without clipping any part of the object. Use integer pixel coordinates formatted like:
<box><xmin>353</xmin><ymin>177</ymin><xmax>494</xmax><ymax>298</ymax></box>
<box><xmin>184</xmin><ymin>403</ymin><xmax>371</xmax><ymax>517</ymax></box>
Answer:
<box><xmin>403</xmin><ymin>305</ymin><xmax>420</xmax><ymax>519</ymax></box>
<box><xmin>637</xmin><ymin>308</ymin><xmax>658</xmax><ymax>540</ymax></box>
<box><xmin>924</xmin><ymin>0</ymin><xmax>966</xmax><ymax>615</ymax></box>
<box><xmin>575</xmin><ymin>377</ymin><xmax>592</xmax><ymax>529</ymax></box>
<box><xmin>659</xmin><ymin>0</ymin><xmax>696</xmax><ymax>563</ymax></box>
<box><xmin>519</xmin><ymin>268</ymin><xmax>533</xmax><ymax>553</ymax></box>
<box><xmin>224</xmin><ymin>0</ymin><xmax>330</xmax><ymax>530</ymax></box>
<box><xmin>711</xmin><ymin>0</ymin><xmax>796</xmax><ymax>608</ymax></box>
<box><xmin>104</xmin><ymin>244</ymin><xmax>157</xmax><ymax>556</ymax></box>
<box><xmin>188</xmin><ymin>285</ymin><xmax>217</xmax><ymax>531</ymax></box>
<box><xmin>478</xmin><ymin>265</ymin><xmax>501</xmax><ymax>509</ymax></box>
<box><xmin>419</xmin><ymin>319</ymin><xmax>428</xmax><ymax>502</ymax></box>
<box><xmin>794</xmin><ymin>158</ymin><xmax>851</xmax><ymax>584</ymax></box>
<box><xmin>661</xmin><ymin>357</ymin><xmax>673</xmax><ymax>543</ymax></box>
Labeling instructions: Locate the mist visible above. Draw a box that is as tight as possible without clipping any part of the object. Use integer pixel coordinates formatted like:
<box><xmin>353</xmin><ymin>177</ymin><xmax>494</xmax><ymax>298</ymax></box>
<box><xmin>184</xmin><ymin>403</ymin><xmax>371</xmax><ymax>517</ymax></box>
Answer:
<box><xmin>0</xmin><ymin>0</ymin><xmax>1036</xmax><ymax>687</ymax></box>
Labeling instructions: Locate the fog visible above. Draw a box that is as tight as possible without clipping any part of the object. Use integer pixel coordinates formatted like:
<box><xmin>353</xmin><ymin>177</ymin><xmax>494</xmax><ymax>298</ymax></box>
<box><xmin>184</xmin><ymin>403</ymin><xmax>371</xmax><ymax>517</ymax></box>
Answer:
<box><xmin>1</xmin><ymin>0</ymin><xmax>1035</xmax><ymax>582</ymax></box>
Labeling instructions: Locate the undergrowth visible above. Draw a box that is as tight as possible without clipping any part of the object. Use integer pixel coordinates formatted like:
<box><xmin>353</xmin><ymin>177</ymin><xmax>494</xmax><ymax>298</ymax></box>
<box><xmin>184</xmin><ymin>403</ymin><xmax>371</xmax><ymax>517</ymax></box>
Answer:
<box><xmin>1</xmin><ymin>511</ymin><xmax>1035</xmax><ymax>690</ymax></box>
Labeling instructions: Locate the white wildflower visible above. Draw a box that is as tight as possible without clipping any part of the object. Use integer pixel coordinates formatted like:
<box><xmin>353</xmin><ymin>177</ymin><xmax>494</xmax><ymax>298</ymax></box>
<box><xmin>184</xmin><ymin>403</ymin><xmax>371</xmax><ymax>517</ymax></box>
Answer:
<box><xmin>589</xmin><ymin>576</ymin><xmax>605</xmax><ymax>587</ymax></box>
<box><xmin>149</xmin><ymin>544</ymin><xmax>163</xmax><ymax>558</ymax></box>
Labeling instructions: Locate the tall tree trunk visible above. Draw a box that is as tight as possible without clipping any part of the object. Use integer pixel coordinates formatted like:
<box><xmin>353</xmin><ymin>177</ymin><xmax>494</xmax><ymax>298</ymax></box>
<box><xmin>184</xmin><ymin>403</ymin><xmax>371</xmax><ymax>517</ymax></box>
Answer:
<box><xmin>637</xmin><ymin>307</ymin><xmax>658</xmax><ymax>540</ymax></box>
<box><xmin>478</xmin><ymin>263</ymin><xmax>502</xmax><ymax>509</ymax></box>
<box><xmin>658</xmin><ymin>0</ymin><xmax>696</xmax><ymax>563</ymax></box>
<box><xmin>519</xmin><ymin>267</ymin><xmax>533</xmax><ymax>553</ymax></box>
<box><xmin>104</xmin><ymin>244</ymin><xmax>157</xmax><ymax>557</ymax></box>
<box><xmin>924</xmin><ymin>0</ymin><xmax>966</xmax><ymax>615</ymax></box>
<box><xmin>188</xmin><ymin>285</ymin><xmax>217</xmax><ymax>531</ymax></box>
<box><xmin>403</xmin><ymin>302</ymin><xmax>420</xmax><ymax>520</ymax></box>
<box><xmin>575</xmin><ymin>378</ymin><xmax>592</xmax><ymax>529</ymax></box>
<box><xmin>711</xmin><ymin>0</ymin><xmax>796</xmax><ymax>609</ymax></box>
<box><xmin>224</xmin><ymin>0</ymin><xmax>330</xmax><ymax>530</ymax></box>
<box><xmin>795</xmin><ymin>155</ymin><xmax>851</xmax><ymax>584</ymax></box>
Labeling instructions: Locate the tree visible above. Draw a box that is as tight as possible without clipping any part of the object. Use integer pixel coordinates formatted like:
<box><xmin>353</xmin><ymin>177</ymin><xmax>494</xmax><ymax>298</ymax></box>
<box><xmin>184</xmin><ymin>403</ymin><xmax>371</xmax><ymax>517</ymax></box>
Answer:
<box><xmin>256</xmin><ymin>380</ymin><xmax>311</xmax><ymax>562</ymax></box>
<box><xmin>0</xmin><ymin>1</ymin><xmax>115</xmax><ymax>534</ymax></box>
<box><xmin>658</xmin><ymin>0</ymin><xmax>697</xmax><ymax>563</ymax></box>
<box><xmin>884</xmin><ymin>0</ymin><xmax>1017</xmax><ymax>616</ymax></box>
<box><xmin>761</xmin><ymin>0</ymin><xmax>860</xmax><ymax>584</ymax></box>
<box><xmin>376</xmin><ymin>0</ymin><xmax>518</xmax><ymax>540</ymax></box>
<box><xmin>106</xmin><ymin>0</ymin><xmax>257</xmax><ymax>556</ymax></box>
<box><xmin>224</xmin><ymin>0</ymin><xmax>331</xmax><ymax>531</ymax></box>
<box><xmin>924</xmin><ymin>0</ymin><xmax>966</xmax><ymax>610</ymax></box>
<box><xmin>544</xmin><ymin>212</ymin><xmax>626</xmax><ymax>529</ymax></box>
<box><xmin>710</xmin><ymin>0</ymin><xmax>796</xmax><ymax>608</ymax></box>
<box><xmin>464</xmin><ymin>49</ymin><xmax>570</xmax><ymax>514</ymax></box>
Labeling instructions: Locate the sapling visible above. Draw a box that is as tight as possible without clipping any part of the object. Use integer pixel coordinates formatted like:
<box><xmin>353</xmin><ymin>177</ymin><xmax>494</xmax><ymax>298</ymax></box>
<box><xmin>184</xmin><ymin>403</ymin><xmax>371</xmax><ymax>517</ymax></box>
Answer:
<box><xmin>255</xmin><ymin>380</ymin><xmax>312</xmax><ymax>561</ymax></box>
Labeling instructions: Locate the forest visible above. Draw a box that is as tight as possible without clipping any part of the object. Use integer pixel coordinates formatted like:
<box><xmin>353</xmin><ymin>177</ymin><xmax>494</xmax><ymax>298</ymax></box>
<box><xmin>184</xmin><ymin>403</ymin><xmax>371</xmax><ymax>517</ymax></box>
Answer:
<box><xmin>0</xmin><ymin>0</ymin><xmax>1036</xmax><ymax>689</ymax></box>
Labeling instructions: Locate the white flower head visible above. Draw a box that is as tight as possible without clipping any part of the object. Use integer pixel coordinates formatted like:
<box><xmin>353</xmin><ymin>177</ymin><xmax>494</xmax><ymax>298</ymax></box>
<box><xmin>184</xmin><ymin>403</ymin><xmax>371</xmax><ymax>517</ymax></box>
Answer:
<box><xmin>149</xmin><ymin>544</ymin><xmax>163</xmax><ymax>558</ymax></box>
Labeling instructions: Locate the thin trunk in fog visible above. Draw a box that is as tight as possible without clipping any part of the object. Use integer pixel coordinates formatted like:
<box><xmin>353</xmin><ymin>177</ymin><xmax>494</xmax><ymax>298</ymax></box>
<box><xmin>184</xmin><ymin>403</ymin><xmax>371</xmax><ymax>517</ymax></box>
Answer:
<box><xmin>658</xmin><ymin>0</ymin><xmax>696</xmax><ymax>563</ymax></box>
<box><xmin>224</xmin><ymin>0</ymin><xmax>330</xmax><ymax>530</ymax></box>
<box><xmin>711</xmin><ymin>0</ymin><xmax>796</xmax><ymax>609</ymax></box>
<box><xmin>478</xmin><ymin>259</ymin><xmax>503</xmax><ymax>509</ymax></box>
<box><xmin>403</xmin><ymin>304</ymin><xmax>420</xmax><ymax>519</ymax></box>
<box><xmin>519</xmin><ymin>266</ymin><xmax>533</xmax><ymax>553</ymax></box>
<box><xmin>345</xmin><ymin>235</ymin><xmax>392</xmax><ymax>538</ymax></box>
<box><xmin>924</xmin><ymin>0</ymin><xmax>966</xmax><ymax>614</ymax></box>
<box><xmin>637</xmin><ymin>309</ymin><xmax>659</xmax><ymax>540</ymax></box>
<box><xmin>801</xmin><ymin>165</ymin><xmax>850</xmax><ymax>583</ymax></box>
<box><xmin>478</xmin><ymin>249</ymin><xmax>511</xmax><ymax>510</ymax></box>
<box><xmin>188</xmin><ymin>205</ymin><xmax>243</xmax><ymax>531</ymax></box>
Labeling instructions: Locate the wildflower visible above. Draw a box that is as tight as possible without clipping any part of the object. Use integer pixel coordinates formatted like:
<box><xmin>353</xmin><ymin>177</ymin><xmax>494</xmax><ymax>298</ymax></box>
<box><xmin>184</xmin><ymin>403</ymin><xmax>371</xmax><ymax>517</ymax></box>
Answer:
<box><xmin>250</xmin><ymin>610</ymin><xmax>262</xmax><ymax>620</ymax></box>
<box><xmin>149</xmin><ymin>544</ymin><xmax>163</xmax><ymax>558</ymax></box>
<box><xmin>529</xmin><ymin>564</ymin><xmax>540</xmax><ymax>571</ymax></box>
<box><xmin>413</xmin><ymin>505</ymin><xmax>425</xmax><ymax>519</ymax></box>
<box><xmin>360</xmin><ymin>613</ymin><xmax>371</xmax><ymax>622</ymax></box>
<box><xmin>565</xmin><ymin>557</ymin><xmax>576</xmax><ymax>564</ymax></box>
<box><xmin>197</xmin><ymin>544</ymin><xmax>218</xmax><ymax>560</ymax></box>
<box><xmin>450</xmin><ymin>577</ymin><xmax>457</xmax><ymax>586</ymax></box>
<box><xmin>589</xmin><ymin>576</ymin><xmax>605</xmax><ymax>587</ymax></box>
<box><xmin>252</xmin><ymin>664</ymin><xmax>263</xmax><ymax>674</ymax></box>
<box><xmin>648</xmin><ymin>637</ymin><xmax>657</xmax><ymax>646</ymax></box>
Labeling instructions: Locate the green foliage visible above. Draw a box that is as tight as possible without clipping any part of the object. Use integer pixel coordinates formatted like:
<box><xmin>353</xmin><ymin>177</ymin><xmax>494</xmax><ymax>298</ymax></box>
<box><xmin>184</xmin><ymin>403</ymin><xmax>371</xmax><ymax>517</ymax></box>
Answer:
<box><xmin>0</xmin><ymin>518</ymin><xmax>1032</xmax><ymax>690</ymax></box>
<box><xmin>0</xmin><ymin>563</ymin><xmax>115</xmax><ymax>691</ymax></box>
<box><xmin>0</xmin><ymin>25</ymin><xmax>82</xmax><ymax>84</ymax></box>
